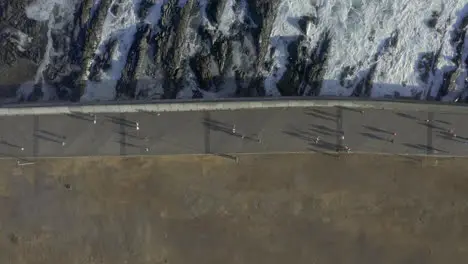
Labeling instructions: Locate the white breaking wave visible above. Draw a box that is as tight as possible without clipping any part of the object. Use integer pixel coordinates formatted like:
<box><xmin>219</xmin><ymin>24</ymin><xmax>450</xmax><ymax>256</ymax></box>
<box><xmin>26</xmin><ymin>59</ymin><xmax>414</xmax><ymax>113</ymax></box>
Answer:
<box><xmin>25</xmin><ymin>0</ymin><xmax>78</xmax><ymax>21</ymax></box>
<box><xmin>23</xmin><ymin>0</ymin><xmax>468</xmax><ymax>101</ymax></box>
<box><xmin>82</xmin><ymin>0</ymin><xmax>140</xmax><ymax>101</ymax></box>
<box><xmin>270</xmin><ymin>0</ymin><xmax>467</xmax><ymax>98</ymax></box>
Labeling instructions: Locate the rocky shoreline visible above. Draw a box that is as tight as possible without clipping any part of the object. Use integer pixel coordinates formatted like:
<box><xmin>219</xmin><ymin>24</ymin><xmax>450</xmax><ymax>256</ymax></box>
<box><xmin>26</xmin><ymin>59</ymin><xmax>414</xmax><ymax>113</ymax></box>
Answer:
<box><xmin>0</xmin><ymin>0</ymin><xmax>466</xmax><ymax>103</ymax></box>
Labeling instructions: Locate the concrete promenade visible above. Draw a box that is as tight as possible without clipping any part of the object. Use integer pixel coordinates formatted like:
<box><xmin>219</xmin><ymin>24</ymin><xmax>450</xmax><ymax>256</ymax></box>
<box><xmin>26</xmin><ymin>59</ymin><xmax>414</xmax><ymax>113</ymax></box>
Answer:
<box><xmin>0</xmin><ymin>102</ymin><xmax>467</xmax><ymax>160</ymax></box>
<box><xmin>0</xmin><ymin>97</ymin><xmax>467</xmax><ymax>116</ymax></box>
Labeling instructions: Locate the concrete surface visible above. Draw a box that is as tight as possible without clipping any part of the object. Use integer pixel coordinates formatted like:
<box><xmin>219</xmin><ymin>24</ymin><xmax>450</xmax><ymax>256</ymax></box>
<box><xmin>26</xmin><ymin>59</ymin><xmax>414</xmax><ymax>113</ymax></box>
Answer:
<box><xmin>0</xmin><ymin>97</ymin><xmax>468</xmax><ymax>116</ymax></box>
<box><xmin>1</xmin><ymin>154</ymin><xmax>468</xmax><ymax>263</ymax></box>
<box><xmin>0</xmin><ymin>107</ymin><xmax>466</xmax><ymax>160</ymax></box>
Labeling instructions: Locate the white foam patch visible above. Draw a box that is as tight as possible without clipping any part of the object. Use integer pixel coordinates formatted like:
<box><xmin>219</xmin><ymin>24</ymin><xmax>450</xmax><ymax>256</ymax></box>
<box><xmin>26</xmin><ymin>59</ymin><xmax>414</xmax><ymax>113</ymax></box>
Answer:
<box><xmin>34</xmin><ymin>16</ymin><xmax>55</xmax><ymax>84</ymax></box>
<box><xmin>82</xmin><ymin>0</ymin><xmax>140</xmax><ymax>101</ymax></box>
<box><xmin>24</xmin><ymin>0</ymin><xmax>468</xmax><ymax>101</ymax></box>
<box><xmin>25</xmin><ymin>0</ymin><xmax>78</xmax><ymax>21</ymax></box>
<box><xmin>268</xmin><ymin>0</ymin><xmax>466</xmax><ymax>98</ymax></box>
<box><xmin>217</xmin><ymin>0</ymin><xmax>236</xmax><ymax>35</ymax></box>
<box><xmin>82</xmin><ymin>25</ymin><xmax>137</xmax><ymax>101</ymax></box>
<box><xmin>16</xmin><ymin>81</ymin><xmax>36</xmax><ymax>100</ymax></box>
<box><xmin>97</xmin><ymin>0</ymin><xmax>139</xmax><ymax>53</ymax></box>
<box><xmin>264</xmin><ymin>0</ymin><xmax>316</xmax><ymax>96</ymax></box>
<box><xmin>145</xmin><ymin>0</ymin><xmax>167</xmax><ymax>25</ymax></box>
<box><xmin>3</xmin><ymin>28</ymin><xmax>32</xmax><ymax>52</ymax></box>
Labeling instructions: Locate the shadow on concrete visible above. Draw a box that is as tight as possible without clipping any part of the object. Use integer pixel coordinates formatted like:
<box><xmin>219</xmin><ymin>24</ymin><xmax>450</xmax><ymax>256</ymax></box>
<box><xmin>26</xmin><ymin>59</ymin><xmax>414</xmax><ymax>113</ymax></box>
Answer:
<box><xmin>437</xmin><ymin>131</ymin><xmax>468</xmax><ymax>142</ymax></box>
<box><xmin>435</xmin><ymin>132</ymin><xmax>464</xmax><ymax>143</ymax></box>
<box><xmin>362</xmin><ymin>125</ymin><xmax>394</xmax><ymax>135</ymax></box>
<box><xmin>304</xmin><ymin>111</ymin><xmax>335</xmax><ymax>122</ymax></box>
<box><xmin>455</xmin><ymin>135</ymin><xmax>468</xmax><ymax>141</ymax></box>
<box><xmin>238</xmin><ymin>134</ymin><xmax>261</xmax><ymax>143</ymax></box>
<box><xmin>396</xmin><ymin>112</ymin><xmax>420</xmax><ymax>120</ymax></box>
<box><xmin>283</xmin><ymin>128</ymin><xmax>315</xmax><ymax>142</ymax></box>
<box><xmin>309</xmin><ymin>124</ymin><xmax>339</xmax><ymax>135</ymax></box>
<box><xmin>106</xmin><ymin>115</ymin><xmax>136</xmax><ymax>127</ymax></box>
<box><xmin>418</xmin><ymin>122</ymin><xmax>444</xmax><ymax>130</ymax></box>
<box><xmin>38</xmin><ymin>129</ymin><xmax>66</xmax><ymax>140</ymax></box>
<box><xmin>116</xmin><ymin>131</ymin><xmax>145</xmax><ymax>140</ymax></box>
<box><xmin>361</xmin><ymin>132</ymin><xmax>387</xmax><ymax>141</ymax></box>
<box><xmin>309</xmin><ymin>109</ymin><xmax>337</xmax><ymax>118</ymax></box>
<box><xmin>403</xmin><ymin>143</ymin><xmax>448</xmax><ymax>154</ymax></box>
<box><xmin>309</xmin><ymin>140</ymin><xmax>339</xmax><ymax>152</ymax></box>
<box><xmin>308</xmin><ymin>127</ymin><xmax>333</xmax><ymax>137</ymax></box>
<box><xmin>435</xmin><ymin>119</ymin><xmax>451</xmax><ymax>125</ymax></box>
<box><xmin>307</xmin><ymin>145</ymin><xmax>340</xmax><ymax>157</ymax></box>
<box><xmin>202</xmin><ymin>117</ymin><xmax>231</xmax><ymax>132</ymax></box>
<box><xmin>0</xmin><ymin>140</ymin><xmax>23</xmax><ymax>149</ymax></box>
<box><xmin>203</xmin><ymin>117</ymin><xmax>258</xmax><ymax>142</ymax></box>
<box><xmin>283</xmin><ymin>126</ymin><xmax>338</xmax><ymax>156</ymax></box>
<box><xmin>67</xmin><ymin>112</ymin><xmax>94</xmax><ymax>122</ymax></box>
<box><xmin>34</xmin><ymin>133</ymin><xmax>63</xmax><ymax>144</ymax></box>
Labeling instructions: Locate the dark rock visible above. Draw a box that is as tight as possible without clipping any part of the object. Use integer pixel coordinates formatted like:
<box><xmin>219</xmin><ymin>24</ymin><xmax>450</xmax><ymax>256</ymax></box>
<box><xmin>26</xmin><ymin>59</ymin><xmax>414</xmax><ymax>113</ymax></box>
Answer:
<box><xmin>205</xmin><ymin>0</ymin><xmax>228</xmax><ymax>26</ymax></box>
<box><xmin>116</xmin><ymin>23</ymin><xmax>150</xmax><ymax>99</ymax></box>
<box><xmin>297</xmin><ymin>15</ymin><xmax>317</xmax><ymax>35</ymax></box>
<box><xmin>425</xmin><ymin>11</ymin><xmax>440</xmax><ymax>28</ymax></box>
<box><xmin>0</xmin><ymin>0</ymin><xmax>465</xmax><ymax>102</ymax></box>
